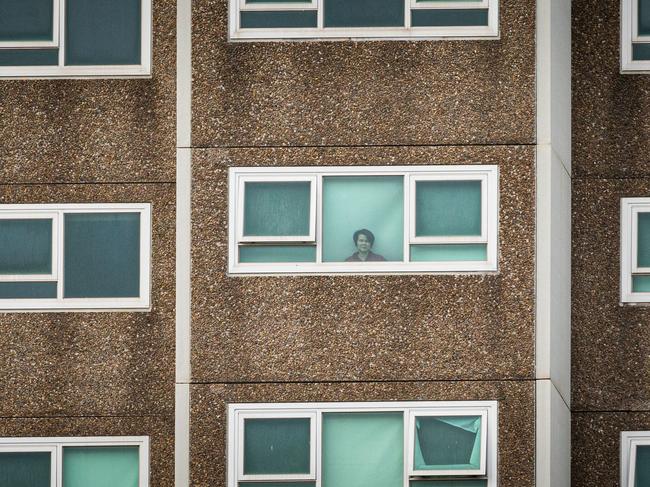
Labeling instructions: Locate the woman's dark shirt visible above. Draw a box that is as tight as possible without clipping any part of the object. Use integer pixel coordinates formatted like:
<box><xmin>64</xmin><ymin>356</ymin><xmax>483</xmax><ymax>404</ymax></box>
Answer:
<box><xmin>345</xmin><ymin>251</ymin><xmax>387</xmax><ymax>262</ymax></box>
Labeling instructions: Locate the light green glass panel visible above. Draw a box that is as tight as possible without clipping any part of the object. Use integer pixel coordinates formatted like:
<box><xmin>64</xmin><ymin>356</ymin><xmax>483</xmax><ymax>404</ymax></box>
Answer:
<box><xmin>0</xmin><ymin>451</ymin><xmax>51</xmax><ymax>487</ymax></box>
<box><xmin>638</xmin><ymin>213</ymin><xmax>650</xmax><ymax>267</ymax></box>
<box><xmin>410</xmin><ymin>481</ymin><xmax>487</xmax><ymax>487</ymax></box>
<box><xmin>63</xmin><ymin>446</ymin><xmax>139</xmax><ymax>487</ymax></box>
<box><xmin>247</xmin><ymin>0</ymin><xmax>309</xmax><ymax>3</ymax></box>
<box><xmin>244</xmin><ymin>418</ymin><xmax>311</xmax><ymax>475</ymax></box>
<box><xmin>0</xmin><ymin>219</ymin><xmax>52</xmax><ymax>275</ymax></box>
<box><xmin>239</xmin><ymin>245</ymin><xmax>316</xmax><ymax>263</ymax></box>
<box><xmin>639</xmin><ymin>0</ymin><xmax>650</xmax><ymax>36</ymax></box>
<box><xmin>240</xmin><ymin>484</ymin><xmax>316</xmax><ymax>487</ymax></box>
<box><xmin>414</xmin><ymin>416</ymin><xmax>482</xmax><ymax>471</ymax></box>
<box><xmin>415</xmin><ymin>180</ymin><xmax>481</xmax><ymax>237</ymax></box>
<box><xmin>636</xmin><ymin>445</ymin><xmax>650</xmax><ymax>487</ymax></box>
<box><xmin>633</xmin><ymin>275</ymin><xmax>650</xmax><ymax>292</ymax></box>
<box><xmin>244</xmin><ymin>182</ymin><xmax>312</xmax><ymax>237</ymax></box>
<box><xmin>322</xmin><ymin>176</ymin><xmax>404</xmax><ymax>262</ymax></box>
<box><xmin>410</xmin><ymin>244</ymin><xmax>487</xmax><ymax>262</ymax></box>
<box><xmin>322</xmin><ymin>412</ymin><xmax>403</xmax><ymax>487</ymax></box>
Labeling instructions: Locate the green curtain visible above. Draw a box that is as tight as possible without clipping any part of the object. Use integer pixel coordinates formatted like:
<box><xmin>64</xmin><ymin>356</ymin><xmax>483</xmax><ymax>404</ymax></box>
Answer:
<box><xmin>0</xmin><ymin>451</ymin><xmax>51</xmax><ymax>487</ymax></box>
<box><xmin>63</xmin><ymin>446</ymin><xmax>139</xmax><ymax>487</ymax></box>
<box><xmin>244</xmin><ymin>418</ymin><xmax>311</xmax><ymax>475</ymax></box>
<box><xmin>413</xmin><ymin>416</ymin><xmax>482</xmax><ymax>471</ymax></box>
<box><xmin>322</xmin><ymin>412</ymin><xmax>403</xmax><ymax>487</ymax></box>
<box><xmin>244</xmin><ymin>182</ymin><xmax>312</xmax><ymax>237</ymax></box>
<box><xmin>410</xmin><ymin>244</ymin><xmax>487</xmax><ymax>262</ymax></box>
<box><xmin>0</xmin><ymin>219</ymin><xmax>52</xmax><ymax>275</ymax></box>
<box><xmin>636</xmin><ymin>445</ymin><xmax>650</xmax><ymax>487</ymax></box>
<box><xmin>415</xmin><ymin>181</ymin><xmax>481</xmax><ymax>237</ymax></box>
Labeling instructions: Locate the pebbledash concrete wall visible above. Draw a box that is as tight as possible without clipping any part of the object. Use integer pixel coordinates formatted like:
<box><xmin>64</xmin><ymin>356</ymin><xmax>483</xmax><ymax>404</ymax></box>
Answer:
<box><xmin>186</xmin><ymin>0</ymin><xmax>539</xmax><ymax>485</ymax></box>
<box><xmin>572</xmin><ymin>0</ymin><xmax>650</xmax><ymax>485</ymax></box>
<box><xmin>0</xmin><ymin>1</ymin><xmax>177</xmax><ymax>486</ymax></box>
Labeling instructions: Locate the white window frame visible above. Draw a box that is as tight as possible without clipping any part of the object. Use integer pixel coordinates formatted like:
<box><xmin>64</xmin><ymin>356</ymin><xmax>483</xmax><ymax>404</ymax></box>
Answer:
<box><xmin>229</xmin><ymin>165</ymin><xmax>499</xmax><ymax>275</ymax></box>
<box><xmin>228</xmin><ymin>401</ymin><xmax>498</xmax><ymax>487</ymax></box>
<box><xmin>228</xmin><ymin>0</ymin><xmax>498</xmax><ymax>41</ymax></box>
<box><xmin>0</xmin><ymin>0</ymin><xmax>152</xmax><ymax>79</ymax></box>
<box><xmin>0</xmin><ymin>436</ymin><xmax>149</xmax><ymax>487</ymax></box>
<box><xmin>621</xmin><ymin>0</ymin><xmax>650</xmax><ymax>72</ymax></box>
<box><xmin>621</xmin><ymin>431</ymin><xmax>650</xmax><ymax>487</ymax></box>
<box><xmin>620</xmin><ymin>198</ymin><xmax>650</xmax><ymax>303</ymax></box>
<box><xmin>0</xmin><ymin>203</ymin><xmax>152</xmax><ymax>312</ymax></box>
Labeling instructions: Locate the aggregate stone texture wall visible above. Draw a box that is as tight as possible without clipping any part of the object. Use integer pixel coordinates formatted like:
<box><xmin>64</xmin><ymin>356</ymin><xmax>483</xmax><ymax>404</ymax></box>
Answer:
<box><xmin>189</xmin><ymin>380</ymin><xmax>535</xmax><ymax>487</ymax></box>
<box><xmin>190</xmin><ymin>145</ymin><xmax>535</xmax><ymax>383</ymax></box>
<box><xmin>573</xmin><ymin>0</ymin><xmax>650</xmax><ymax>178</ymax></box>
<box><xmin>0</xmin><ymin>183</ymin><xmax>175</xmax><ymax>417</ymax></box>
<box><xmin>573</xmin><ymin>178</ymin><xmax>650</xmax><ymax>411</ymax></box>
<box><xmin>0</xmin><ymin>415</ymin><xmax>174</xmax><ymax>487</ymax></box>
<box><xmin>191</xmin><ymin>0</ymin><xmax>535</xmax><ymax>147</ymax></box>
<box><xmin>0</xmin><ymin>1</ymin><xmax>176</xmax><ymax>184</ymax></box>
<box><xmin>572</xmin><ymin>412</ymin><xmax>650</xmax><ymax>486</ymax></box>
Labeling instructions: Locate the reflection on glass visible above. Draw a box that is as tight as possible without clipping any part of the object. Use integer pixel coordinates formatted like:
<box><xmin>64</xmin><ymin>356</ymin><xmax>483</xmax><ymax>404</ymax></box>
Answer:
<box><xmin>345</xmin><ymin>229</ymin><xmax>386</xmax><ymax>262</ymax></box>
<box><xmin>414</xmin><ymin>415</ymin><xmax>481</xmax><ymax>471</ymax></box>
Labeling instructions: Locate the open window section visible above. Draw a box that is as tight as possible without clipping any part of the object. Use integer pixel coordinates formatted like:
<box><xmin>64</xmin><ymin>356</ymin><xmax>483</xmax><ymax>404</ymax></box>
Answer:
<box><xmin>621</xmin><ymin>432</ymin><xmax>650</xmax><ymax>487</ymax></box>
<box><xmin>228</xmin><ymin>402</ymin><xmax>498</xmax><ymax>487</ymax></box>
<box><xmin>620</xmin><ymin>199</ymin><xmax>650</xmax><ymax>303</ymax></box>
<box><xmin>0</xmin><ymin>0</ymin><xmax>151</xmax><ymax>77</ymax></box>
<box><xmin>230</xmin><ymin>0</ymin><xmax>498</xmax><ymax>40</ymax></box>
<box><xmin>0</xmin><ymin>437</ymin><xmax>148</xmax><ymax>487</ymax></box>
<box><xmin>622</xmin><ymin>0</ymin><xmax>650</xmax><ymax>72</ymax></box>
<box><xmin>229</xmin><ymin>165</ymin><xmax>498</xmax><ymax>274</ymax></box>
<box><xmin>0</xmin><ymin>204</ymin><xmax>151</xmax><ymax>311</ymax></box>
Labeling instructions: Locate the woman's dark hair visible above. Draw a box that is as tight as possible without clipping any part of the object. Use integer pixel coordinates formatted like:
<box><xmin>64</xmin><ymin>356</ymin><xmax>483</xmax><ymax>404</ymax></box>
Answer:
<box><xmin>353</xmin><ymin>229</ymin><xmax>375</xmax><ymax>246</ymax></box>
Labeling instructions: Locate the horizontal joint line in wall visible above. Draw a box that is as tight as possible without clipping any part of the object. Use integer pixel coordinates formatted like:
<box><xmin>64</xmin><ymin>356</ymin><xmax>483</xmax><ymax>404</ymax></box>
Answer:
<box><xmin>573</xmin><ymin>175</ymin><xmax>650</xmax><ymax>181</ymax></box>
<box><xmin>0</xmin><ymin>180</ymin><xmax>175</xmax><ymax>186</ymax></box>
<box><xmin>188</xmin><ymin>377</ymin><xmax>537</xmax><ymax>385</ymax></box>
<box><xmin>190</xmin><ymin>142</ymin><xmax>537</xmax><ymax>150</ymax></box>
<box><xmin>572</xmin><ymin>409</ymin><xmax>650</xmax><ymax>414</ymax></box>
<box><xmin>0</xmin><ymin>413</ymin><xmax>172</xmax><ymax>420</ymax></box>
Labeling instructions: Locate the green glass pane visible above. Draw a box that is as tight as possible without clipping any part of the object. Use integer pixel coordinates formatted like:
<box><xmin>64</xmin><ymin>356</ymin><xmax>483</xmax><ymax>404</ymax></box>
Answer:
<box><xmin>63</xmin><ymin>446</ymin><xmax>139</xmax><ymax>487</ymax></box>
<box><xmin>240</xmin><ymin>484</ymin><xmax>316</xmax><ymax>487</ymax></box>
<box><xmin>0</xmin><ymin>219</ymin><xmax>52</xmax><ymax>275</ymax></box>
<box><xmin>415</xmin><ymin>180</ymin><xmax>481</xmax><ymax>237</ymax></box>
<box><xmin>410</xmin><ymin>244</ymin><xmax>487</xmax><ymax>262</ymax></box>
<box><xmin>410</xmin><ymin>481</ymin><xmax>487</xmax><ymax>487</ymax></box>
<box><xmin>324</xmin><ymin>0</ymin><xmax>404</xmax><ymax>27</ymax></box>
<box><xmin>0</xmin><ymin>282</ymin><xmax>57</xmax><ymax>299</ymax></box>
<box><xmin>65</xmin><ymin>0</ymin><xmax>141</xmax><ymax>66</ymax></box>
<box><xmin>633</xmin><ymin>275</ymin><xmax>650</xmax><ymax>292</ymax></box>
<box><xmin>244</xmin><ymin>182</ymin><xmax>312</xmax><ymax>237</ymax></box>
<box><xmin>239</xmin><ymin>245</ymin><xmax>316</xmax><ymax>263</ymax></box>
<box><xmin>322</xmin><ymin>412</ymin><xmax>403</xmax><ymax>487</ymax></box>
<box><xmin>247</xmin><ymin>0</ymin><xmax>309</xmax><ymax>3</ymax></box>
<box><xmin>638</xmin><ymin>213</ymin><xmax>650</xmax><ymax>268</ymax></box>
<box><xmin>633</xmin><ymin>43</ymin><xmax>650</xmax><ymax>60</ymax></box>
<box><xmin>322</xmin><ymin>176</ymin><xmax>403</xmax><ymax>262</ymax></box>
<box><xmin>636</xmin><ymin>445</ymin><xmax>650</xmax><ymax>487</ymax></box>
<box><xmin>241</xmin><ymin>11</ymin><xmax>318</xmax><ymax>29</ymax></box>
<box><xmin>411</xmin><ymin>9</ymin><xmax>489</xmax><ymax>27</ymax></box>
<box><xmin>0</xmin><ymin>49</ymin><xmax>59</xmax><ymax>66</ymax></box>
<box><xmin>64</xmin><ymin>213</ymin><xmax>140</xmax><ymax>298</ymax></box>
<box><xmin>244</xmin><ymin>418</ymin><xmax>311</xmax><ymax>475</ymax></box>
<box><xmin>0</xmin><ymin>451</ymin><xmax>51</xmax><ymax>487</ymax></box>
<box><xmin>414</xmin><ymin>416</ymin><xmax>482</xmax><ymax>471</ymax></box>
<box><xmin>0</xmin><ymin>0</ymin><xmax>53</xmax><ymax>41</ymax></box>
<box><xmin>639</xmin><ymin>0</ymin><xmax>650</xmax><ymax>36</ymax></box>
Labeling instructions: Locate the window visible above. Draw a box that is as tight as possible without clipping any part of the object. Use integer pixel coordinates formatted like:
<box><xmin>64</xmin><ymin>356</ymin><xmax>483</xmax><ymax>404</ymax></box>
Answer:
<box><xmin>228</xmin><ymin>165</ymin><xmax>499</xmax><ymax>274</ymax></box>
<box><xmin>228</xmin><ymin>401</ymin><xmax>498</xmax><ymax>487</ymax></box>
<box><xmin>0</xmin><ymin>436</ymin><xmax>149</xmax><ymax>487</ymax></box>
<box><xmin>0</xmin><ymin>0</ymin><xmax>151</xmax><ymax>78</ymax></box>
<box><xmin>622</xmin><ymin>0</ymin><xmax>650</xmax><ymax>72</ymax></box>
<box><xmin>621</xmin><ymin>431</ymin><xmax>650</xmax><ymax>487</ymax></box>
<box><xmin>0</xmin><ymin>203</ymin><xmax>151</xmax><ymax>311</ymax></box>
<box><xmin>228</xmin><ymin>0</ymin><xmax>498</xmax><ymax>40</ymax></box>
<box><xmin>620</xmin><ymin>198</ymin><xmax>650</xmax><ymax>303</ymax></box>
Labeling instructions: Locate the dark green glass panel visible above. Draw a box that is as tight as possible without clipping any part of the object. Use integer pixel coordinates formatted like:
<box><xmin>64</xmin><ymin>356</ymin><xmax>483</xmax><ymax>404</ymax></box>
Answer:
<box><xmin>633</xmin><ymin>43</ymin><xmax>650</xmax><ymax>60</ymax></box>
<box><xmin>0</xmin><ymin>0</ymin><xmax>53</xmax><ymax>41</ymax></box>
<box><xmin>0</xmin><ymin>451</ymin><xmax>51</xmax><ymax>487</ymax></box>
<box><xmin>414</xmin><ymin>416</ymin><xmax>482</xmax><ymax>470</ymax></box>
<box><xmin>244</xmin><ymin>182</ymin><xmax>312</xmax><ymax>237</ymax></box>
<box><xmin>410</xmin><ymin>244</ymin><xmax>487</xmax><ymax>262</ymax></box>
<box><xmin>240</xmin><ymin>484</ymin><xmax>316</xmax><ymax>487</ymax></box>
<box><xmin>64</xmin><ymin>213</ymin><xmax>140</xmax><ymax>298</ymax></box>
<box><xmin>638</xmin><ymin>213</ymin><xmax>650</xmax><ymax>267</ymax></box>
<box><xmin>0</xmin><ymin>219</ymin><xmax>52</xmax><ymax>275</ymax></box>
<box><xmin>324</xmin><ymin>0</ymin><xmax>404</xmax><ymax>27</ymax></box>
<box><xmin>410</xmin><ymin>481</ymin><xmax>487</xmax><ymax>487</ymax></box>
<box><xmin>0</xmin><ymin>282</ymin><xmax>57</xmax><ymax>299</ymax></box>
<box><xmin>411</xmin><ymin>9</ymin><xmax>489</xmax><ymax>27</ymax></box>
<box><xmin>63</xmin><ymin>446</ymin><xmax>139</xmax><ymax>487</ymax></box>
<box><xmin>65</xmin><ymin>0</ymin><xmax>141</xmax><ymax>66</ymax></box>
<box><xmin>636</xmin><ymin>445</ymin><xmax>650</xmax><ymax>487</ymax></box>
<box><xmin>244</xmin><ymin>418</ymin><xmax>311</xmax><ymax>475</ymax></box>
<box><xmin>0</xmin><ymin>49</ymin><xmax>58</xmax><ymax>66</ymax></box>
<box><xmin>239</xmin><ymin>245</ymin><xmax>316</xmax><ymax>263</ymax></box>
<box><xmin>241</xmin><ymin>11</ymin><xmax>318</xmax><ymax>28</ymax></box>
<box><xmin>415</xmin><ymin>180</ymin><xmax>482</xmax><ymax>237</ymax></box>
<box><xmin>639</xmin><ymin>0</ymin><xmax>650</xmax><ymax>36</ymax></box>
<box><xmin>247</xmin><ymin>0</ymin><xmax>309</xmax><ymax>3</ymax></box>
<box><xmin>633</xmin><ymin>275</ymin><xmax>650</xmax><ymax>292</ymax></box>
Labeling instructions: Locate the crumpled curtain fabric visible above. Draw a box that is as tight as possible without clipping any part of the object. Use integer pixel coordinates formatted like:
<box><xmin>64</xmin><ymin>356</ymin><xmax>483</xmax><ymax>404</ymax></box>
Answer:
<box><xmin>414</xmin><ymin>416</ymin><xmax>482</xmax><ymax>470</ymax></box>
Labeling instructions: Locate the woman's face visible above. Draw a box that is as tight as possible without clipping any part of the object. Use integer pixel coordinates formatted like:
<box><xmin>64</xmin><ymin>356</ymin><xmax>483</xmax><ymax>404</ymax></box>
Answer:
<box><xmin>356</xmin><ymin>234</ymin><xmax>372</xmax><ymax>253</ymax></box>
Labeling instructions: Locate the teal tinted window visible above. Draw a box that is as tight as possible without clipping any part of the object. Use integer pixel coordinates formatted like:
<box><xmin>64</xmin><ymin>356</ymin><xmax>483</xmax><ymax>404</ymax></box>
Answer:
<box><xmin>411</xmin><ymin>9</ymin><xmax>489</xmax><ymax>27</ymax></box>
<box><xmin>322</xmin><ymin>412</ymin><xmax>403</xmax><ymax>487</ymax></box>
<box><xmin>636</xmin><ymin>445</ymin><xmax>650</xmax><ymax>487</ymax></box>
<box><xmin>240</xmin><ymin>484</ymin><xmax>316</xmax><ymax>487</ymax></box>
<box><xmin>64</xmin><ymin>213</ymin><xmax>140</xmax><ymax>298</ymax></box>
<box><xmin>244</xmin><ymin>182</ymin><xmax>312</xmax><ymax>237</ymax></box>
<box><xmin>239</xmin><ymin>245</ymin><xmax>316</xmax><ymax>263</ymax></box>
<box><xmin>410</xmin><ymin>481</ymin><xmax>487</xmax><ymax>487</ymax></box>
<box><xmin>633</xmin><ymin>275</ymin><xmax>650</xmax><ymax>292</ymax></box>
<box><xmin>63</xmin><ymin>446</ymin><xmax>139</xmax><ymax>487</ymax></box>
<box><xmin>0</xmin><ymin>0</ymin><xmax>54</xmax><ymax>42</ymax></box>
<box><xmin>0</xmin><ymin>49</ymin><xmax>58</xmax><ymax>66</ymax></box>
<box><xmin>0</xmin><ymin>451</ymin><xmax>51</xmax><ymax>487</ymax></box>
<box><xmin>0</xmin><ymin>282</ymin><xmax>57</xmax><ymax>299</ymax></box>
<box><xmin>414</xmin><ymin>416</ymin><xmax>482</xmax><ymax>471</ymax></box>
<box><xmin>633</xmin><ymin>43</ymin><xmax>650</xmax><ymax>60</ymax></box>
<box><xmin>65</xmin><ymin>0</ymin><xmax>141</xmax><ymax>65</ymax></box>
<box><xmin>241</xmin><ymin>11</ymin><xmax>318</xmax><ymax>28</ymax></box>
<box><xmin>639</xmin><ymin>0</ymin><xmax>650</xmax><ymax>36</ymax></box>
<box><xmin>638</xmin><ymin>213</ymin><xmax>650</xmax><ymax>267</ymax></box>
<box><xmin>324</xmin><ymin>0</ymin><xmax>404</xmax><ymax>27</ymax></box>
<box><xmin>415</xmin><ymin>180</ymin><xmax>482</xmax><ymax>237</ymax></box>
<box><xmin>244</xmin><ymin>418</ymin><xmax>311</xmax><ymax>475</ymax></box>
<box><xmin>322</xmin><ymin>176</ymin><xmax>404</xmax><ymax>262</ymax></box>
<box><xmin>410</xmin><ymin>244</ymin><xmax>487</xmax><ymax>262</ymax></box>
<box><xmin>0</xmin><ymin>219</ymin><xmax>52</xmax><ymax>275</ymax></box>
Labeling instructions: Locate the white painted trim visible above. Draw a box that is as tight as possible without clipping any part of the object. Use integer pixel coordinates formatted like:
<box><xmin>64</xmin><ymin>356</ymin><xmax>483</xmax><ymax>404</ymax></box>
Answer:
<box><xmin>176</xmin><ymin>149</ymin><xmax>192</xmax><ymax>383</ymax></box>
<box><xmin>621</xmin><ymin>431</ymin><xmax>650</xmax><ymax>487</ymax></box>
<box><xmin>175</xmin><ymin>383</ymin><xmax>191</xmax><ymax>487</ymax></box>
<box><xmin>240</xmin><ymin>0</ymin><xmax>317</xmax><ymax>11</ymax></box>
<box><xmin>622</xmin><ymin>0</ymin><xmax>650</xmax><ymax>72</ymax></box>
<box><xmin>177</xmin><ymin>0</ymin><xmax>192</xmax><ymax>148</ymax></box>
<box><xmin>621</xmin><ymin>198</ymin><xmax>650</xmax><ymax>303</ymax></box>
<box><xmin>410</xmin><ymin>0</ymin><xmax>489</xmax><ymax>10</ymax></box>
